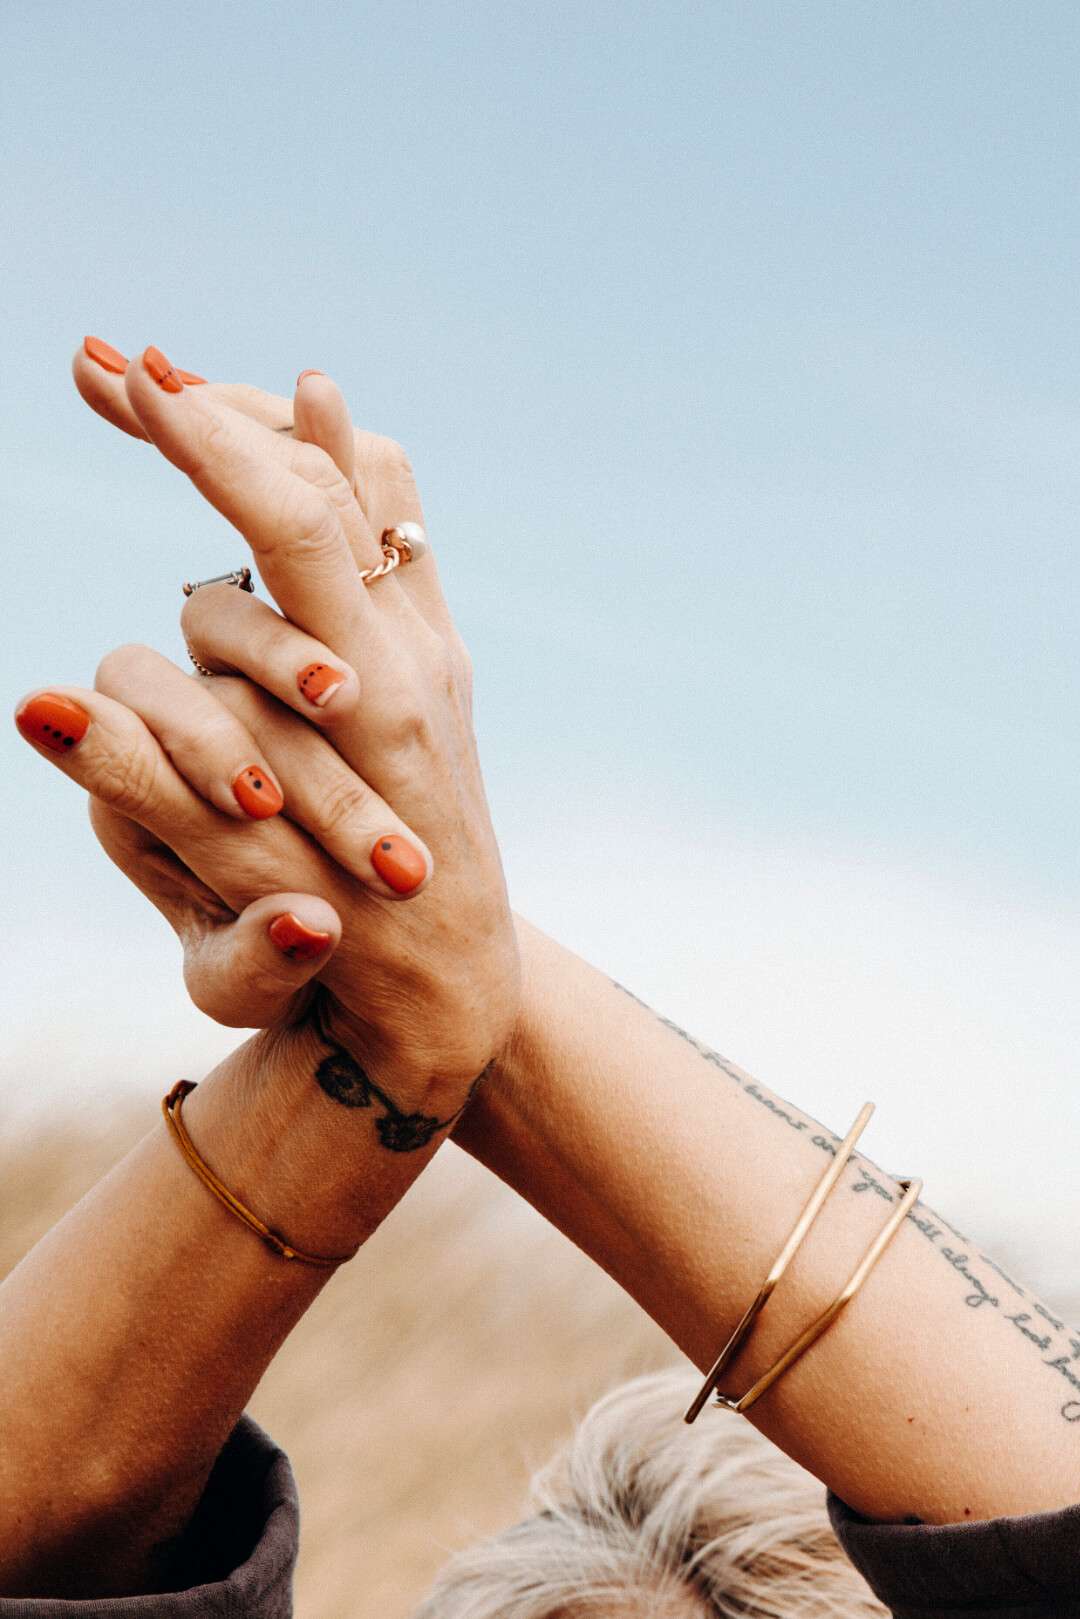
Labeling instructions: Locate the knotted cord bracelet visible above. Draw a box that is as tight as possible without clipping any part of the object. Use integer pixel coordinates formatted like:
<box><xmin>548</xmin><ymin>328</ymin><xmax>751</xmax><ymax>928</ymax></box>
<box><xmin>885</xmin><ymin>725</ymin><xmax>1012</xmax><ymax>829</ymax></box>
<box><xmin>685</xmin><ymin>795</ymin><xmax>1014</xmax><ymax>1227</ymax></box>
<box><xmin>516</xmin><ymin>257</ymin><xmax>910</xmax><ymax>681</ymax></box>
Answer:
<box><xmin>685</xmin><ymin>1101</ymin><xmax>922</xmax><ymax>1422</ymax></box>
<box><xmin>161</xmin><ymin>1080</ymin><xmax>360</xmax><ymax>1268</ymax></box>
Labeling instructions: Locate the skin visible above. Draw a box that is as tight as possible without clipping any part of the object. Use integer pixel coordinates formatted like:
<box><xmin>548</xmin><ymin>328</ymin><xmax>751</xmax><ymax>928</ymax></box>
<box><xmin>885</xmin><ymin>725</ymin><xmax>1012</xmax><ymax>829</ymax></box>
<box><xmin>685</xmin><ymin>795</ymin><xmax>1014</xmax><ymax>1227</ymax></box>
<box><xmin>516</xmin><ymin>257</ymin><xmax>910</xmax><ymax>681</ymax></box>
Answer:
<box><xmin>1</xmin><ymin>356</ymin><xmax>518</xmax><ymax>1597</ymax></box>
<box><xmin>67</xmin><ymin>354</ymin><xmax>520</xmax><ymax>1085</ymax></box>
<box><xmin>4</xmin><ymin>347</ymin><xmax>1077</xmax><ymax>1598</ymax></box>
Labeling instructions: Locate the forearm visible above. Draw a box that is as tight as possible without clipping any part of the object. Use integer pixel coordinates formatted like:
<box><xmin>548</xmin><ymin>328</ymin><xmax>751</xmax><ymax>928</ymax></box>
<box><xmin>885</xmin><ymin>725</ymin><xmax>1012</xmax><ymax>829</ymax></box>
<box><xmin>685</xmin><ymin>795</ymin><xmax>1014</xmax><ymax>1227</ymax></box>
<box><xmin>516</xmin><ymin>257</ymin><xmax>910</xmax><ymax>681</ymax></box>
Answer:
<box><xmin>0</xmin><ymin>1025</ymin><xmax>467</xmax><ymax>1599</ymax></box>
<box><xmin>455</xmin><ymin>918</ymin><xmax>1080</xmax><ymax>1524</ymax></box>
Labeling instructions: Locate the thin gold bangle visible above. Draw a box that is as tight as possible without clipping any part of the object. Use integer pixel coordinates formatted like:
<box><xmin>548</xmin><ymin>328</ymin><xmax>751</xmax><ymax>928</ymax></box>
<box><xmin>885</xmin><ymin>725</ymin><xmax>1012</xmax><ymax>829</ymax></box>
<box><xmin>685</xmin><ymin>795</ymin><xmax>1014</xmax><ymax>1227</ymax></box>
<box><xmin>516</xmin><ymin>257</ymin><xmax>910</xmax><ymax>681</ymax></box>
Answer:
<box><xmin>718</xmin><ymin>1175</ymin><xmax>921</xmax><ymax>1415</ymax></box>
<box><xmin>161</xmin><ymin>1080</ymin><xmax>359</xmax><ymax>1269</ymax></box>
<box><xmin>685</xmin><ymin>1103</ymin><xmax>921</xmax><ymax>1422</ymax></box>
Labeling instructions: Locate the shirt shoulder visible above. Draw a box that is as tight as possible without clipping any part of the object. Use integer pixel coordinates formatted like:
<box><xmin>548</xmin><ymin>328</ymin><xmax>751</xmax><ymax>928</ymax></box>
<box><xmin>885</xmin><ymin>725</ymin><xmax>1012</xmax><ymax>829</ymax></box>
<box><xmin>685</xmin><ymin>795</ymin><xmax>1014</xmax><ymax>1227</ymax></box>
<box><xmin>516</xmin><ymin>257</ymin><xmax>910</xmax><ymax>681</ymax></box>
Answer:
<box><xmin>0</xmin><ymin>1415</ymin><xmax>298</xmax><ymax>1618</ymax></box>
<box><xmin>828</xmin><ymin>1488</ymin><xmax>1080</xmax><ymax>1619</ymax></box>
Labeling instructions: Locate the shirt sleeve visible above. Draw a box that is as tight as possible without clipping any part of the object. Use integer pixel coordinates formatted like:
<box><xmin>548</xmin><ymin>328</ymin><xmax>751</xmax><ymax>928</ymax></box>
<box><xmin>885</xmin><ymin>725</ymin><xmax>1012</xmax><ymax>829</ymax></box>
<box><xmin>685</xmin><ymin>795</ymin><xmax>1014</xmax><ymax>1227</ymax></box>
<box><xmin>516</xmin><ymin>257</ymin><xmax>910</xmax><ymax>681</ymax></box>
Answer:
<box><xmin>0</xmin><ymin>1416</ymin><xmax>298</xmax><ymax>1619</ymax></box>
<box><xmin>828</xmin><ymin>1488</ymin><xmax>1080</xmax><ymax>1618</ymax></box>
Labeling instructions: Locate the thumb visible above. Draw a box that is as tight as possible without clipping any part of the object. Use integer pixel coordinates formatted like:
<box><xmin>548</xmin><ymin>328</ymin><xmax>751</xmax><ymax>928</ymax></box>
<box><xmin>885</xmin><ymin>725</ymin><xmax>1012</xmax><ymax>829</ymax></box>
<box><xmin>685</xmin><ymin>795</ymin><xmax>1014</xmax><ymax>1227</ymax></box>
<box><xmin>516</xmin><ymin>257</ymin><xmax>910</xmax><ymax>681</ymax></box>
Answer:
<box><xmin>183</xmin><ymin>892</ymin><xmax>342</xmax><ymax>1029</ymax></box>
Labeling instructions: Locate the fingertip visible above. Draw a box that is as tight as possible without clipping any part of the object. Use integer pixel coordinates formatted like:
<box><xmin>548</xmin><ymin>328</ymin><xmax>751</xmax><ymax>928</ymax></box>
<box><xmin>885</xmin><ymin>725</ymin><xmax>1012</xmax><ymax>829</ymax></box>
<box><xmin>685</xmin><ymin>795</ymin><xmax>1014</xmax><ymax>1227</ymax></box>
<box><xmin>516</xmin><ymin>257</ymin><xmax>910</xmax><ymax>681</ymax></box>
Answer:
<box><xmin>370</xmin><ymin>834</ymin><xmax>432</xmax><ymax>898</ymax></box>
<box><xmin>14</xmin><ymin>690</ymin><xmax>92</xmax><ymax>753</ymax></box>
<box><xmin>83</xmin><ymin>334</ymin><xmax>128</xmax><ymax>375</ymax></box>
<box><xmin>232</xmin><ymin>765</ymin><xmax>285</xmax><ymax>820</ymax></box>
<box><xmin>72</xmin><ymin>341</ymin><xmax>151</xmax><ymax>441</ymax></box>
<box><xmin>256</xmin><ymin>891</ymin><xmax>342</xmax><ymax>959</ymax></box>
<box><xmin>295</xmin><ymin>660</ymin><xmax>360</xmax><ymax>713</ymax></box>
<box><xmin>141</xmin><ymin>344</ymin><xmax>185</xmax><ymax>394</ymax></box>
<box><xmin>267</xmin><ymin>911</ymin><xmax>336</xmax><ymax>963</ymax></box>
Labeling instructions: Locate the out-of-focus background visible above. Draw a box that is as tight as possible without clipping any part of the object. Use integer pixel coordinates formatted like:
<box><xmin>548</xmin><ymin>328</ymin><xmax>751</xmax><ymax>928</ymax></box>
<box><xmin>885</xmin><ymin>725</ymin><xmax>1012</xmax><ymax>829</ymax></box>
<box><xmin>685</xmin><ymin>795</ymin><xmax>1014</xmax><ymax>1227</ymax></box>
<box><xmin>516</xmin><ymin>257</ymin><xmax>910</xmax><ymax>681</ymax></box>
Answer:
<box><xmin>2</xmin><ymin>2</ymin><xmax>1079</xmax><ymax>1612</ymax></box>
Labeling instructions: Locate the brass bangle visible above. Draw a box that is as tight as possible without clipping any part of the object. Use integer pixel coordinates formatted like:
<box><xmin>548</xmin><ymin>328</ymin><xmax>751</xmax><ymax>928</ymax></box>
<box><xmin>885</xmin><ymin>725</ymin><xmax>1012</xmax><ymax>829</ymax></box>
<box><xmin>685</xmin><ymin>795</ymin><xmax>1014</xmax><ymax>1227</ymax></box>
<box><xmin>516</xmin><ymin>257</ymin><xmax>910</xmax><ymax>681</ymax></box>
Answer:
<box><xmin>685</xmin><ymin>1102</ymin><xmax>921</xmax><ymax>1422</ymax></box>
<box><xmin>718</xmin><ymin>1175</ymin><xmax>921</xmax><ymax>1415</ymax></box>
<box><xmin>161</xmin><ymin>1080</ymin><xmax>359</xmax><ymax>1269</ymax></box>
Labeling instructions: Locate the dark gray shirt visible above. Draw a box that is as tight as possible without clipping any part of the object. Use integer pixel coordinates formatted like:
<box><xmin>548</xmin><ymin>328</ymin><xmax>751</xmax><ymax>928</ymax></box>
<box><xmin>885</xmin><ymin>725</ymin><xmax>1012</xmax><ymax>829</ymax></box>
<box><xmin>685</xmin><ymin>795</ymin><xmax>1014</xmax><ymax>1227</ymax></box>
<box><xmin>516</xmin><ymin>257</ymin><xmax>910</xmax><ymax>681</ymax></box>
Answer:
<box><xmin>3</xmin><ymin>1418</ymin><xmax>1077</xmax><ymax>1617</ymax></box>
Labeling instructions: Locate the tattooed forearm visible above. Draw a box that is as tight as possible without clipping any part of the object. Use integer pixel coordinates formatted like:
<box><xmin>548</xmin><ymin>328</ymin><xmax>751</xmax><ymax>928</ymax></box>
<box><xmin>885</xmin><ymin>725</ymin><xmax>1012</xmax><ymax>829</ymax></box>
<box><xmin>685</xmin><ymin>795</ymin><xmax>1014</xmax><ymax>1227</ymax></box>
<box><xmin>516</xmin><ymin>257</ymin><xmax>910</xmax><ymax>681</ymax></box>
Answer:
<box><xmin>310</xmin><ymin>992</ymin><xmax>491</xmax><ymax>1152</ymax></box>
<box><xmin>615</xmin><ymin>976</ymin><xmax>1080</xmax><ymax>1425</ymax></box>
<box><xmin>612</xmin><ymin>982</ymin><xmax>751</xmax><ymax>1089</ymax></box>
<box><xmin>613</xmin><ymin>981</ymin><xmax>835</xmax><ymax>1141</ymax></box>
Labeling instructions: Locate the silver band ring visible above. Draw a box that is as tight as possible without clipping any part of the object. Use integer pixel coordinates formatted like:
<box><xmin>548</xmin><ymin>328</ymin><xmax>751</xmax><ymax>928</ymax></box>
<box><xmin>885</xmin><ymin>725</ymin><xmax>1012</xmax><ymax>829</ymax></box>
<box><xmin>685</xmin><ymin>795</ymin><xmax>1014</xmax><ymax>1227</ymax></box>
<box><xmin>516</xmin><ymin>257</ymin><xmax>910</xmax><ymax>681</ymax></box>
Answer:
<box><xmin>181</xmin><ymin>566</ymin><xmax>255</xmax><ymax>675</ymax></box>
<box><xmin>181</xmin><ymin>566</ymin><xmax>255</xmax><ymax>598</ymax></box>
<box><xmin>181</xmin><ymin>526</ymin><xmax>426</xmax><ymax>678</ymax></box>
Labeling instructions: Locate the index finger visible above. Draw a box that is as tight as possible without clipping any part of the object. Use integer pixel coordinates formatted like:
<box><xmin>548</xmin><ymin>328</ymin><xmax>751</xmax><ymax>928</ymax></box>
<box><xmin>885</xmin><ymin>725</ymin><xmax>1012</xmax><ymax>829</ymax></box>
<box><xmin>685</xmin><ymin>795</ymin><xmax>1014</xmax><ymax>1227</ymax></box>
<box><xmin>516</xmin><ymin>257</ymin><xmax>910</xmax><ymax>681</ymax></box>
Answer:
<box><xmin>124</xmin><ymin>346</ymin><xmax>381</xmax><ymax>657</ymax></box>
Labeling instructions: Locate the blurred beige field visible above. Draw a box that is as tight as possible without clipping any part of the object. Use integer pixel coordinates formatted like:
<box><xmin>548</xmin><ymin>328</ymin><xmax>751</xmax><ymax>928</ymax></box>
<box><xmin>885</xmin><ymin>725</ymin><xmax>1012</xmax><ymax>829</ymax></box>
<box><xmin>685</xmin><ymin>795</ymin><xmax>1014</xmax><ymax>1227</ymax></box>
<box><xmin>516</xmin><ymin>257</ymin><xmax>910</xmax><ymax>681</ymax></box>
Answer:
<box><xmin>0</xmin><ymin>1103</ymin><xmax>685</xmax><ymax>1618</ymax></box>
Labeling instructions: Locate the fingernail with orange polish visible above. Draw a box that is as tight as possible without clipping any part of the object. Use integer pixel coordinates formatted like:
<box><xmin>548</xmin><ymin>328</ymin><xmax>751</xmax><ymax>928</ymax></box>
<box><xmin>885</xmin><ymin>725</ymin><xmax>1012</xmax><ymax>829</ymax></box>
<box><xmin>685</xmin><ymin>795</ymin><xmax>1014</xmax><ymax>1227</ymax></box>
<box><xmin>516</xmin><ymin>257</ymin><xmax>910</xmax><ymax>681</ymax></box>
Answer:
<box><xmin>176</xmin><ymin>369</ymin><xmax>207</xmax><ymax>385</ymax></box>
<box><xmin>296</xmin><ymin>369</ymin><xmax>324</xmax><ymax>387</ymax></box>
<box><xmin>142</xmin><ymin>345</ymin><xmax>184</xmax><ymax>394</ymax></box>
<box><xmin>297</xmin><ymin>661</ymin><xmax>346</xmax><ymax>708</ymax></box>
<box><xmin>371</xmin><ymin>834</ymin><xmax>427</xmax><ymax>894</ymax></box>
<box><xmin>15</xmin><ymin>693</ymin><xmax>91</xmax><ymax>753</ymax></box>
<box><xmin>232</xmin><ymin>765</ymin><xmax>284</xmax><ymax>819</ymax></box>
<box><xmin>84</xmin><ymin>335</ymin><xmax>128</xmax><ymax>374</ymax></box>
<box><xmin>268</xmin><ymin>912</ymin><xmax>333</xmax><ymax>961</ymax></box>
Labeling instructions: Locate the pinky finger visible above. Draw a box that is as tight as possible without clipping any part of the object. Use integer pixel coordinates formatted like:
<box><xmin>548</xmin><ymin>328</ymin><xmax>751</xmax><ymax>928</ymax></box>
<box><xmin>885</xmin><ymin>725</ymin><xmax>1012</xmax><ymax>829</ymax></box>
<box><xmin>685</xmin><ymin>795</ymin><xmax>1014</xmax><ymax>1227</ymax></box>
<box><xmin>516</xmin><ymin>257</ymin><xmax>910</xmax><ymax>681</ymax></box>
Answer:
<box><xmin>292</xmin><ymin>370</ymin><xmax>356</xmax><ymax>485</ymax></box>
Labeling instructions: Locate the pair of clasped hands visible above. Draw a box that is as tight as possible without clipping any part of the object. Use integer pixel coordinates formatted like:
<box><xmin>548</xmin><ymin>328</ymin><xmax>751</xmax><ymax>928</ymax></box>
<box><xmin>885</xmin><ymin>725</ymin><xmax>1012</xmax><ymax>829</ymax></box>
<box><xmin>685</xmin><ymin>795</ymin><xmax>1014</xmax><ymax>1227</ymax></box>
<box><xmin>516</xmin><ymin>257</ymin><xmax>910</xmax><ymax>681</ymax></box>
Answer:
<box><xmin>15</xmin><ymin>339</ymin><xmax>520</xmax><ymax>1112</ymax></box>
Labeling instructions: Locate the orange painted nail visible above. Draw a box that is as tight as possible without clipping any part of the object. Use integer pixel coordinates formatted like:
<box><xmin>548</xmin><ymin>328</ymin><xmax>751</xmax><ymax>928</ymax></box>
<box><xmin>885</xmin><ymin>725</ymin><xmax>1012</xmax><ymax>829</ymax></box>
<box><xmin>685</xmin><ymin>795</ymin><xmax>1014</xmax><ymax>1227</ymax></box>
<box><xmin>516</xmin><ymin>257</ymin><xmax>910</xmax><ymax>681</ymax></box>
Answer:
<box><xmin>371</xmin><ymin>834</ymin><xmax>427</xmax><ymax>894</ymax></box>
<box><xmin>232</xmin><ymin>765</ymin><xmax>284</xmax><ymax>819</ymax></box>
<box><xmin>175</xmin><ymin>368</ymin><xmax>207</xmax><ymax>385</ymax></box>
<box><xmin>142</xmin><ymin>345</ymin><xmax>184</xmax><ymax>394</ymax></box>
<box><xmin>84</xmin><ymin>335</ymin><xmax>128</xmax><ymax>374</ymax></box>
<box><xmin>15</xmin><ymin>692</ymin><xmax>91</xmax><ymax>753</ymax></box>
<box><xmin>297</xmin><ymin>661</ymin><xmax>346</xmax><ymax>708</ymax></box>
<box><xmin>296</xmin><ymin>369</ymin><xmax>324</xmax><ymax>387</ymax></box>
<box><xmin>268</xmin><ymin>912</ymin><xmax>333</xmax><ymax>961</ymax></box>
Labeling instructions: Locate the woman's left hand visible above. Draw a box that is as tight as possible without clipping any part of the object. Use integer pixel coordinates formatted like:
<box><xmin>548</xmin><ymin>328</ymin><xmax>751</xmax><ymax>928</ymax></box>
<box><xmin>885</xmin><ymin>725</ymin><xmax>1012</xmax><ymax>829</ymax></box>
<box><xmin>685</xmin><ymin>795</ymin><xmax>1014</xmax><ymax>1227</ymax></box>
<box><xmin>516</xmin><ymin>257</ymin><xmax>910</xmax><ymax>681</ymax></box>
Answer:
<box><xmin>19</xmin><ymin>349</ymin><xmax>520</xmax><ymax>1120</ymax></box>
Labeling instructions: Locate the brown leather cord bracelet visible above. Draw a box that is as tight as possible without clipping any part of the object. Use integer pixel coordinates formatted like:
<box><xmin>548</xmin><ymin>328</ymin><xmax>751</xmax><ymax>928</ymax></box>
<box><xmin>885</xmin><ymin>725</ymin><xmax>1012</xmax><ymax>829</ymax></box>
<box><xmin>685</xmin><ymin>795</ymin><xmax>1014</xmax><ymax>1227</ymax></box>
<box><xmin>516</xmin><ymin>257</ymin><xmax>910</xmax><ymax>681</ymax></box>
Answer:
<box><xmin>161</xmin><ymin>1080</ymin><xmax>360</xmax><ymax>1268</ymax></box>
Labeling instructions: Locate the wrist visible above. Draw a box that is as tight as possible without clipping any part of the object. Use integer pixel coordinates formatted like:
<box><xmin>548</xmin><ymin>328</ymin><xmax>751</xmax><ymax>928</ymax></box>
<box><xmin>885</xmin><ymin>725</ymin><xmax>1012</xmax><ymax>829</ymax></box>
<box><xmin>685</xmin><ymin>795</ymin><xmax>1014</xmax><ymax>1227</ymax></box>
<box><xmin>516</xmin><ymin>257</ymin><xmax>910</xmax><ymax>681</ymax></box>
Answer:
<box><xmin>454</xmin><ymin>916</ymin><xmax>556</xmax><ymax>1142</ymax></box>
<box><xmin>181</xmin><ymin>1006</ymin><xmax>496</xmax><ymax>1261</ymax></box>
<box><xmin>305</xmin><ymin>986</ymin><xmax>504</xmax><ymax>1119</ymax></box>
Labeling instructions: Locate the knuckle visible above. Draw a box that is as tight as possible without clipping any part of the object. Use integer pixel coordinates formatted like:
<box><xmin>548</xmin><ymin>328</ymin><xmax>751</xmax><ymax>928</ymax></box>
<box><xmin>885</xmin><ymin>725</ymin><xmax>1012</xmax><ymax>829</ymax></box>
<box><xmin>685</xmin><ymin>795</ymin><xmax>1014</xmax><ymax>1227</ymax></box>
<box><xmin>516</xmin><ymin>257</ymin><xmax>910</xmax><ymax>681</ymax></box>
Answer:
<box><xmin>274</xmin><ymin>484</ymin><xmax>341</xmax><ymax>561</ymax></box>
<box><xmin>180</xmin><ymin>579</ymin><xmax>244</xmax><ymax>639</ymax></box>
<box><xmin>170</xmin><ymin>704</ymin><xmax>241</xmax><ymax>761</ymax></box>
<box><xmin>244</xmin><ymin>966</ymin><xmax>291</xmax><ymax>1007</ymax></box>
<box><xmin>318</xmin><ymin>774</ymin><xmax>375</xmax><ymax>840</ymax></box>
<box><xmin>182</xmin><ymin>959</ymin><xmax>218</xmax><ymax>1020</ymax></box>
<box><xmin>94</xmin><ymin>642</ymin><xmax>154</xmax><ymax>695</ymax></box>
<box><xmin>452</xmin><ymin>638</ymin><xmax>475</xmax><ymax>705</ymax></box>
<box><xmin>292</xmin><ymin>438</ymin><xmax>344</xmax><ymax>490</ymax></box>
<box><xmin>372</xmin><ymin>435</ymin><xmax>414</xmax><ymax>481</ymax></box>
<box><xmin>87</xmin><ymin>795</ymin><xmax>126</xmax><ymax>853</ymax></box>
<box><xmin>183</xmin><ymin>960</ymin><xmax>250</xmax><ymax>1027</ymax></box>
<box><xmin>426</xmin><ymin>637</ymin><xmax>471</xmax><ymax>708</ymax></box>
<box><xmin>93</xmin><ymin>733</ymin><xmax>162</xmax><ymax>821</ymax></box>
<box><xmin>208</xmin><ymin>675</ymin><xmax>273</xmax><ymax>726</ymax></box>
<box><xmin>189</xmin><ymin>408</ymin><xmax>235</xmax><ymax>478</ymax></box>
<box><xmin>252</xmin><ymin>613</ymin><xmax>295</xmax><ymax>674</ymax></box>
<box><xmin>427</xmin><ymin>642</ymin><xmax>457</xmax><ymax>704</ymax></box>
<box><xmin>381</xmin><ymin>700</ymin><xmax>433</xmax><ymax>755</ymax></box>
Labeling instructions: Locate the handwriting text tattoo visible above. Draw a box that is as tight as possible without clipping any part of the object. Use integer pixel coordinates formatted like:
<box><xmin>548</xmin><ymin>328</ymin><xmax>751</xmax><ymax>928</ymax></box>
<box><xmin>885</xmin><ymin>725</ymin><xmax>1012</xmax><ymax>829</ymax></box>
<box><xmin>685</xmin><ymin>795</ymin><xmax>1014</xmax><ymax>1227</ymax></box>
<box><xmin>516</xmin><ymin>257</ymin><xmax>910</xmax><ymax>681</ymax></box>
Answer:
<box><xmin>613</xmin><ymin>979</ymin><xmax>1080</xmax><ymax>1425</ymax></box>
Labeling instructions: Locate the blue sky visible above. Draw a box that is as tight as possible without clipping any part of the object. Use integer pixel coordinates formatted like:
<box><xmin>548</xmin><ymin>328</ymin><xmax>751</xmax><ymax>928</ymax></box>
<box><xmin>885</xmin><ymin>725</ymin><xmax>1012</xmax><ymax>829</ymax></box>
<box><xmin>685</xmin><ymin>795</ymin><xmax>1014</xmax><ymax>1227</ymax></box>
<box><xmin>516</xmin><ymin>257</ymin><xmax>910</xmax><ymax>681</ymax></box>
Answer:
<box><xmin>2</xmin><ymin>2</ymin><xmax>1078</xmax><ymax>1294</ymax></box>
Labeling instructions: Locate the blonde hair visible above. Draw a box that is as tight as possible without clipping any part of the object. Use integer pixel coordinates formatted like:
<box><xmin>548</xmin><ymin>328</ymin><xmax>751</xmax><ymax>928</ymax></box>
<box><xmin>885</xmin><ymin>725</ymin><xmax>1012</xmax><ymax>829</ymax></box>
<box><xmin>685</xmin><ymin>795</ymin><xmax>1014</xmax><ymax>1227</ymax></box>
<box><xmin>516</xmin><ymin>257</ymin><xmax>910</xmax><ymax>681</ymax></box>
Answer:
<box><xmin>413</xmin><ymin>1369</ymin><xmax>887</xmax><ymax>1619</ymax></box>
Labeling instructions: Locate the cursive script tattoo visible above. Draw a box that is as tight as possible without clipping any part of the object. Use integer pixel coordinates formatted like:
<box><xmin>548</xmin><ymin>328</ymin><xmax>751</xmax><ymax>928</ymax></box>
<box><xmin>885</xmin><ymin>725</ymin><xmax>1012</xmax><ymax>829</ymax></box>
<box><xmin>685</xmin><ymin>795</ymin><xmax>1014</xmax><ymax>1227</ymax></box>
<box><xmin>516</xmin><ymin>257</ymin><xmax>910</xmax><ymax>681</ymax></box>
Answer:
<box><xmin>613</xmin><ymin>977</ymin><xmax>1080</xmax><ymax>1424</ymax></box>
<box><xmin>310</xmin><ymin>992</ymin><xmax>491</xmax><ymax>1152</ymax></box>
